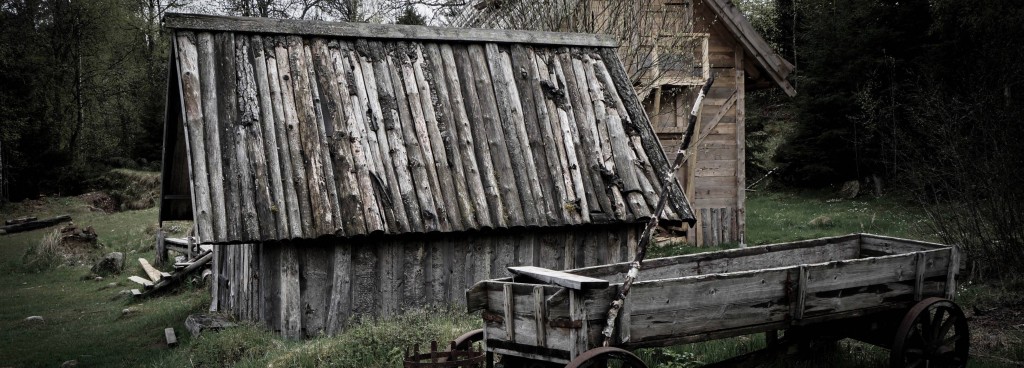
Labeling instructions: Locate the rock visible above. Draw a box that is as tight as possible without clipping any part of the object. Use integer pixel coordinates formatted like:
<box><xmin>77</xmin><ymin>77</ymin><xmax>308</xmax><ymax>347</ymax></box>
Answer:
<box><xmin>91</xmin><ymin>252</ymin><xmax>124</xmax><ymax>276</ymax></box>
<box><xmin>840</xmin><ymin>180</ymin><xmax>860</xmax><ymax>199</ymax></box>
<box><xmin>185</xmin><ymin>313</ymin><xmax>236</xmax><ymax>337</ymax></box>
<box><xmin>24</xmin><ymin>316</ymin><xmax>44</xmax><ymax>323</ymax></box>
<box><xmin>122</xmin><ymin>307</ymin><xmax>139</xmax><ymax>316</ymax></box>
<box><xmin>107</xmin><ymin>282</ymin><xmax>118</xmax><ymax>288</ymax></box>
<box><xmin>809</xmin><ymin>215</ymin><xmax>833</xmax><ymax>227</ymax></box>
<box><xmin>94</xmin><ymin>276</ymin><xmax>103</xmax><ymax>282</ymax></box>
<box><xmin>61</xmin><ymin>360</ymin><xmax>78</xmax><ymax>368</ymax></box>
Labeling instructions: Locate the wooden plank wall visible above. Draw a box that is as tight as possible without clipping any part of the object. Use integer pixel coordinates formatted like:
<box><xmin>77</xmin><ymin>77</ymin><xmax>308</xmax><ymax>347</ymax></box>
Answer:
<box><xmin>172</xmin><ymin>30</ymin><xmax>693</xmax><ymax>244</ymax></box>
<box><xmin>214</xmin><ymin>224</ymin><xmax>640</xmax><ymax>338</ymax></box>
<box><xmin>645</xmin><ymin>10</ymin><xmax>744</xmax><ymax>247</ymax></box>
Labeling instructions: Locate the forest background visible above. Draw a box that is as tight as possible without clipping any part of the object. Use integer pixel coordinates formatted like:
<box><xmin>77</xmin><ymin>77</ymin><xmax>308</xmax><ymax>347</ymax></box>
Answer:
<box><xmin>0</xmin><ymin>0</ymin><xmax>1021</xmax><ymax>274</ymax></box>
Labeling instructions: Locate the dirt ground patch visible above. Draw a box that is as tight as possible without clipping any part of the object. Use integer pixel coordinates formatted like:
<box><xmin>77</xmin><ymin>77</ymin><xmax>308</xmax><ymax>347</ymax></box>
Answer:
<box><xmin>79</xmin><ymin>191</ymin><xmax>117</xmax><ymax>213</ymax></box>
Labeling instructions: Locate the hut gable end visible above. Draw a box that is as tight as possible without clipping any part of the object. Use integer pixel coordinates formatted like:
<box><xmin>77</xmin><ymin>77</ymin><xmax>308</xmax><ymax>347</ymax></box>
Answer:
<box><xmin>160</xmin><ymin>13</ymin><xmax>695</xmax><ymax>244</ymax></box>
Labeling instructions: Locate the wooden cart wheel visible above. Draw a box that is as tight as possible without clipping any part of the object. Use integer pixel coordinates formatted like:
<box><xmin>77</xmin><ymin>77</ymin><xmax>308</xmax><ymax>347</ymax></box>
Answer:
<box><xmin>453</xmin><ymin>329</ymin><xmax>484</xmax><ymax>350</ymax></box>
<box><xmin>565</xmin><ymin>347</ymin><xmax>648</xmax><ymax>368</ymax></box>
<box><xmin>890</xmin><ymin>297</ymin><xmax>970</xmax><ymax>368</ymax></box>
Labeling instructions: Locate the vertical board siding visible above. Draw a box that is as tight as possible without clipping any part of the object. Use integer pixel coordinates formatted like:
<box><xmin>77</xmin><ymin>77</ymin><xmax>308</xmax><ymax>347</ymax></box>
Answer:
<box><xmin>219</xmin><ymin>225</ymin><xmax>642</xmax><ymax>337</ymax></box>
<box><xmin>174</xmin><ymin>32</ymin><xmax>694</xmax><ymax>244</ymax></box>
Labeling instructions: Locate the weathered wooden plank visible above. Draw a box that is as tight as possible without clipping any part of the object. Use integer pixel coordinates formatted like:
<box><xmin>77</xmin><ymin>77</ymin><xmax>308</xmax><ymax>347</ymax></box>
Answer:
<box><xmin>259</xmin><ymin>243</ymin><xmax>281</xmax><ymax>332</ymax></box>
<box><xmin>379</xmin><ymin>242</ymin><xmax>401</xmax><ymax>317</ymax></box>
<box><xmin>174</xmin><ymin>33</ymin><xmax>215</xmax><ymax>242</ymax></box>
<box><xmin>214</xmin><ymin>32</ymin><xmax>243</xmax><ymax>241</ymax></box>
<box><xmin>548</xmin><ymin>54</ymin><xmax>590</xmax><ymax>223</ymax></box>
<box><xmin>402</xmin><ymin>242</ymin><xmax>427</xmax><ymax>311</ymax></box>
<box><xmin>351</xmin><ymin>42</ymin><xmax>409</xmax><ymax>233</ymax></box>
<box><xmin>415</xmin><ymin>43</ymin><xmax>464</xmax><ymax>230</ymax></box>
<box><xmin>326</xmin><ymin>243</ymin><xmax>352</xmax><ymax>334</ymax></box>
<box><xmin>597</xmin><ymin>48</ymin><xmax>693</xmax><ymax>223</ymax></box>
<box><xmin>486</xmin><ymin>43</ymin><xmax>541</xmax><ymax>225</ymax></box>
<box><xmin>535</xmin><ymin>50</ymin><xmax>582</xmax><ymax>224</ymax></box>
<box><xmin>393</xmin><ymin>45</ymin><xmax>442</xmax><ymax>232</ymax></box>
<box><xmin>138</xmin><ymin>258</ymin><xmax>163</xmax><ymax>282</ymax></box>
<box><xmin>508</xmin><ymin>45</ymin><xmax>559</xmax><ymax>225</ymax></box>
<box><xmin>533</xmin><ymin>286</ymin><xmax>547</xmax><ymax>347</ymax></box>
<box><xmin>164</xmin><ymin>13</ymin><xmax>618</xmax><ymax>47</ymax></box>
<box><xmin>310</xmin><ymin>39</ymin><xmax>364</xmax><ymax>236</ymax></box>
<box><xmin>508</xmin><ymin>266</ymin><xmax>610</xmax><ymax>290</ymax></box>
<box><xmin>468</xmin><ymin>44</ymin><xmax>524</xmax><ymax>226</ymax></box>
<box><xmin>427</xmin><ymin>240</ymin><xmax>448</xmax><ymax>304</ymax></box>
<box><xmin>236</xmin><ymin>36</ymin><xmax>272</xmax><ymax>241</ymax></box>
<box><xmin>328</xmin><ymin>41</ymin><xmax>384</xmax><ymax>233</ymax></box>
<box><xmin>557</xmin><ymin>50</ymin><xmax>601</xmax><ymax>216</ymax></box>
<box><xmin>734</xmin><ymin>45</ymin><xmax>747</xmax><ymax>245</ymax></box>
<box><xmin>194</xmin><ymin>32</ymin><xmax>230</xmax><ymax>242</ymax></box>
<box><xmin>527</xmin><ymin>48</ymin><xmax>571</xmax><ymax>225</ymax></box>
<box><xmin>251</xmin><ymin>35</ymin><xmax>289</xmax><ymax>238</ymax></box>
<box><xmin>279</xmin><ymin>245</ymin><xmax>301</xmax><ymax>339</ymax></box>
<box><xmin>369</xmin><ymin>42</ymin><xmax>424</xmax><ymax>233</ymax></box>
<box><xmin>288</xmin><ymin>36</ymin><xmax>336</xmax><ymax>236</ymax></box>
<box><xmin>438</xmin><ymin>44</ymin><xmax>491</xmax><ymax>228</ymax></box>
<box><xmin>452</xmin><ymin>45</ymin><xmax>506</xmax><ymax>227</ymax></box>
<box><xmin>165</xmin><ymin>327</ymin><xmax>178</xmax><ymax>347</ymax></box>
<box><xmin>305</xmin><ymin>43</ymin><xmax>345</xmax><ymax>235</ymax></box>
<box><xmin>503</xmin><ymin>283</ymin><xmax>516</xmax><ymax>342</ymax></box>
<box><xmin>129</xmin><ymin>275</ymin><xmax>154</xmax><ymax>288</ymax></box>
<box><xmin>262</xmin><ymin>36</ymin><xmax>302</xmax><ymax>238</ymax></box>
<box><xmin>580</xmin><ymin>53</ymin><xmax>627</xmax><ymax>221</ymax></box>
<box><xmin>273</xmin><ymin>38</ymin><xmax>313</xmax><ymax>237</ymax></box>
<box><xmin>568</xmin><ymin>290</ymin><xmax>588</xmax><ymax>358</ymax></box>
<box><xmin>352</xmin><ymin>243</ymin><xmax>379</xmax><ymax>316</ymax></box>
<box><xmin>567</xmin><ymin>53</ymin><xmax>613</xmax><ymax>216</ymax></box>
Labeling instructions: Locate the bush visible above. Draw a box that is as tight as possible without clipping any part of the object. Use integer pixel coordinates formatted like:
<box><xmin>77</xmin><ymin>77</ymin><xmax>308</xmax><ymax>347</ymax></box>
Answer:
<box><xmin>21</xmin><ymin>229</ymin><xmax>63</xmax><ymax>272</ymax></box>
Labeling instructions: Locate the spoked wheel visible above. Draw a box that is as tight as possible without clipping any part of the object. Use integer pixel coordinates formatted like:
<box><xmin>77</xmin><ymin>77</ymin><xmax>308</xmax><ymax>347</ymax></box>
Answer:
<box><xmin>566</xmin><ymin>347</ymin><xmax>648</xmax><ymax>368</ymax></box>
<box><xmin>890</xmin><ymin>297</ymin><xmax>970</xmax><ymax>368</ymax></box>
<box><xmin>453</xmin><ymin>329</ymin><xmax>484</xmax><ymax>350</ymax></box>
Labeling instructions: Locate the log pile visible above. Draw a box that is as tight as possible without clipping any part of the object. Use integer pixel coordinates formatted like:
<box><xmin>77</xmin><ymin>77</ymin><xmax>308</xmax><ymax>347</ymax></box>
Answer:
<box><xmin>0</xmin><ymin>215</ymin><xmax>72</xmax><ymax>235</ymax></box>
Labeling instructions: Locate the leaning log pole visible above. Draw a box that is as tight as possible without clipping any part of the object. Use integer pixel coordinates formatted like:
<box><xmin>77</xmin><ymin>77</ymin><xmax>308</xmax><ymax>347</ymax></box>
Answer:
<box><xmin>601</xmin><ymin>76</ymin><xmax>716</xmax><ymax>346</ymax></box>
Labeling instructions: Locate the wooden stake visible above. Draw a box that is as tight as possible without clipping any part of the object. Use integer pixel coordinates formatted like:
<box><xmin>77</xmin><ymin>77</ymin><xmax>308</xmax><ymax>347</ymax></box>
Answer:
<box><xmin>601</xmin><ymin>75</ymin><xmax>715</xmax><ymax>346</ymax></box>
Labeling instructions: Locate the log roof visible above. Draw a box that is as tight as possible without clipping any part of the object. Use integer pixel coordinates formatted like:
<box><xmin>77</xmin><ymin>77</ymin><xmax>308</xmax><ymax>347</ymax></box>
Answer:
<box><xmin>159</xmin><ymin>13</ymin><xmax>695</xmax><ymax>244</ymax></box>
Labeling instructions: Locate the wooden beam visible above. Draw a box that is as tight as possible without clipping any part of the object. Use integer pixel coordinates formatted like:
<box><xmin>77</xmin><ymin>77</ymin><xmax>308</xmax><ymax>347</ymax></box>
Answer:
<box><xmin>508</xmin><ymin>266</ymin><xmax>610</xmax><ymax>290</ymax></box>
<box><xmin>165</xmin><ymin>327</ymin><xmax>178</xmax><ymax>347</ymax></box>
<box><xmin>129</xmin><ymin>276</ymin><xmax>154</xmax><ymax>288</ymax></box>
<box><xmin>735</xmin><ymin>45</ymin><xmax>747</xmax><ymax>246</ymax></box>
<box><xmin>139</xmin><ymin>258</ymin><xmax>163</xmax><ymax>282</ymax></box>
<box><xmin>164</xmin><ymin>13</ymin><xmax>618</xmax><ymax>48</ymax></box>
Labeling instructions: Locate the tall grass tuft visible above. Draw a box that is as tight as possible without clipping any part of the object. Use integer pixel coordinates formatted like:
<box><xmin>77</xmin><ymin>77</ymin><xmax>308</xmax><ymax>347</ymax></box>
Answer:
<box><xmin>21</xmin><ymin>229</ymin><xmax>63</xmax><ymax>272</ymax></box>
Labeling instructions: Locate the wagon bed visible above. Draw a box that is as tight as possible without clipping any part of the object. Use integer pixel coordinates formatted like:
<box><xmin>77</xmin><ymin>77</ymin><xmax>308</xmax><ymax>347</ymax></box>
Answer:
<box><xmin>465</xmin><ymin>233</ymin><xmax>962</xmax><ymax>365</ymax></box>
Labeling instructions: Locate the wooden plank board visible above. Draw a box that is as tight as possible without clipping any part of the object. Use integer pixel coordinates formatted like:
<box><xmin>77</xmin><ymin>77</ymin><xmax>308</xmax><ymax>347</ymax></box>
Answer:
<box><xmin>508</xmin><ymin>266</ymin><xmax>610</xmax><ymax>290</ymax></box>
<box><xmin>165</xmin><ymin>327</ymin><xmax>178</xmax><ymax>347</ymax></box>
<box><xmin>164</xmin><ymin>13</ymin><xmax>618</xmax><ymax>47</ymax></box>
<box><xmin>129</xmin><ymin>276</ymin><xmax>154</xmax><ymax>288</ymax></box>
<box><xmin>138</xmin><ymin>258</ymin><xmax>163</xmax><ymax>282</ymax></box>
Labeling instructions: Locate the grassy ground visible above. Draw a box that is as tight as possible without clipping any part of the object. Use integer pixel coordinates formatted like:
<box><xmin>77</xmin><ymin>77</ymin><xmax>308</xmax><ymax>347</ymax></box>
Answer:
<box><xmin>0</xmin><ymin>189</ymin><xmax>1020</xmax><ymax>367</ymax></box>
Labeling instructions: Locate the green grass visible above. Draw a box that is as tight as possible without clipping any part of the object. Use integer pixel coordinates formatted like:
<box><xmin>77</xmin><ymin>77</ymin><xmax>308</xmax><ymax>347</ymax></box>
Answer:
<box><xmin>1</xmin><ymin>189</ymin><xmax>1020</xmax><ymax>367</ymax></box>
<box><xmin>745</xmin><ymin>190</ymin><xmax>936</xmax><ymax>245</ymax></box>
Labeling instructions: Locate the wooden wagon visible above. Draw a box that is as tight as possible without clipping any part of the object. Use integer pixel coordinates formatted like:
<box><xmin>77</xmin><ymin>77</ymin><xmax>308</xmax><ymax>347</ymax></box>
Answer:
<box><xmin>460</xmin><ymin>233</ymin><xmax>968</xmax><ymax>367</ymax></box>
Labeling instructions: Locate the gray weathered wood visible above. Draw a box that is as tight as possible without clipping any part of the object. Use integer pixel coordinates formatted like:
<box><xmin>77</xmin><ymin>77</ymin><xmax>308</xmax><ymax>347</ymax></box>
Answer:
<box><xmin>164</xmin><ymin>13</ymin><xmax>618</xmax><ymax>47</ymax></box>
<box><xmin>288</xmin><ymin>36</ymin><xmax>335</xmax><ymax>236</ymax></box>
<box><xmin>452</xmin><ymin>45</ymin><xmax>505</xmax><ymax>227</ymax></box>
<box><xmin>274</xmin><ymin>38</ymin><xmax>313</xmax><ymax>237</ymax></box>
<box><xmin>251</xmin><ymin>35</ymin><xmax>289</xmax><ymax>238</ymax></box>
<box><xmin>439</xmin><ymin>44</ymin><xmax>491</xmax><ymax>228</ymax></box>
<box><xmin>509</xmin><ymin>266</ymin><xmax>609</xmax><ymax>290</ymax></box>
<box><xmin>391</xmin><ymin>45</ymin><xmax>441</xmax><ymax>232</ymax></box>
<box><xmin>414</xmin><ymin>43</ymin><xmax>463</xmax><ymax>230</ymax></box>
<box><xmin>262</xmin><ymin>36</ymin><xmax>303</xmax><ymax>238</ymax></box>
<box><xmin>175</xmin><ymin>33</ymin><xmax>215</xmax><ymax>242</ymax></box>
<box><xmin>165</xmin><ymin>327</ymin><xmax>178</xmax><ymax>347</ymax></box>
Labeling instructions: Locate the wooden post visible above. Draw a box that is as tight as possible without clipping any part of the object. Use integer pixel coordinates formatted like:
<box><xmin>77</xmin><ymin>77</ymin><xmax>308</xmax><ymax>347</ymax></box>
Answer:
<box><xmin>734</xmin><ymin>45</ymin><xmax>747</xmax><ymax>247</ymax></box>
<box><xmin>155</xmin><ymin>229</ymin><xmax>167</xmax><ymax>266</ymax></box>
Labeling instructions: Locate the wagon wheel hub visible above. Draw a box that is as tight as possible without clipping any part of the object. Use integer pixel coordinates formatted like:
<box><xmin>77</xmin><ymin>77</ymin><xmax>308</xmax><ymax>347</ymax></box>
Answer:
<box><xmin>890</xmin><ymin>297</ymin><xmax>969</xmax><ymax>368</ymax></box>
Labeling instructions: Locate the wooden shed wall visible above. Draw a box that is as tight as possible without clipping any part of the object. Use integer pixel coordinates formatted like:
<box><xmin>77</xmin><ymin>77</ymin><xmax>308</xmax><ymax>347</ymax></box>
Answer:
<box><xmin>214</xmin><ymin>224</ymin><xmax>640</xmax><ymax>338</ymax></box>
<box><xmin>646</xmin><ymin>4</ymin><xmax>745</xmax><ymax>247</ymax></box>
<box><xmin>169</xmin><ymin>28</ymin><xmax>694</xmax><ymax>245</ymax></box>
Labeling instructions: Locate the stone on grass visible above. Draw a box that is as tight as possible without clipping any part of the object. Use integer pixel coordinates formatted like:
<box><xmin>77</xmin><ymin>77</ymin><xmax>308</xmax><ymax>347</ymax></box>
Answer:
<box><xmin>24</xmin><ymin>316</ymin><xmax>44</xmax><ymax>323</ymax></box>
<box><xmin>61</xmin><ymin>360</ymin><xmax>78</xmax><ymax>368</ymax></box>
<box><xmin>122</xmin><ymin>307</ymin><xmax>139</xmax><ymax>316</ymax></box>
<box><xmin>840</xmin><ymin>180</ymin><xmax>860</xmax><ymax>199</ymax></box>
<box><xmin>91</xmin><ymin>252</ymin><xmax>124</xmax><ymax>276</ymax></box>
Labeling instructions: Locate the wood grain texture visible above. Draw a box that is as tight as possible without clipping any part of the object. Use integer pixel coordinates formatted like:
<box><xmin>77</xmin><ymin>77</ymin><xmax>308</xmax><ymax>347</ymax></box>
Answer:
<box><xmin>165</xmin><ymin>13</ymin><xmax>618</xmax><ymax>47</ymax></box>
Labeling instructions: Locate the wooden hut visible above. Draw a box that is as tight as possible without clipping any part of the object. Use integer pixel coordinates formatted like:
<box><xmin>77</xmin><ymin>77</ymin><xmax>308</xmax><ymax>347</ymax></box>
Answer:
<box><xmin>158</xmin><ymin>13</ymin><xmax>696</xmax><ymax>337</ymax></box>
<box><xmin>457</xmin><ymin>0</ymin><xmax>797</xmax><ymax>247</ymax></box>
